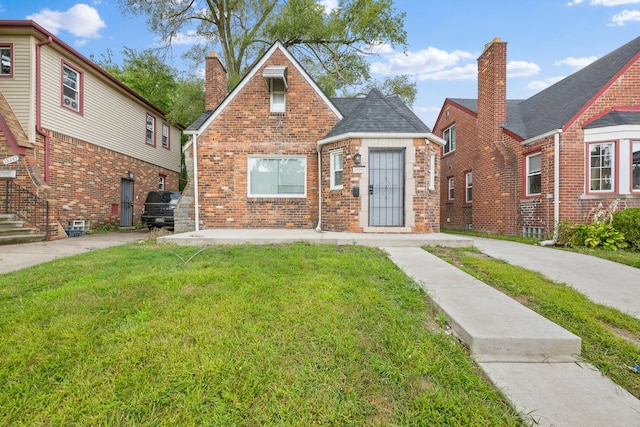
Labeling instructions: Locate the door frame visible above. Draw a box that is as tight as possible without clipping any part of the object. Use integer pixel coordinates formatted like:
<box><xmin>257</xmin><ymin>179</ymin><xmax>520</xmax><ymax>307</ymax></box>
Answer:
<box><xmin>120</xmin><ymin>178</ymin><xmax>134</xmax><ymax>227</ymax></box>
<box><xmin>368</xmin><ymin>148</ymin><xmax>406</xmax><ymax>227</ymax></box>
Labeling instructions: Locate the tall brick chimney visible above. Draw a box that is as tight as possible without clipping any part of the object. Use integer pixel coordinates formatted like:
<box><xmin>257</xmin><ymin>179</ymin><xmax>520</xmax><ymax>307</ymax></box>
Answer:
<box><xmin>477</xmin><ymin>38</ymin><xmax>507</xmax><ymax>145</ymax></box>
<box><xmin>205</xmin><ymin>52</ymin><xmax>227</xmax><ymax>110</ymax></box>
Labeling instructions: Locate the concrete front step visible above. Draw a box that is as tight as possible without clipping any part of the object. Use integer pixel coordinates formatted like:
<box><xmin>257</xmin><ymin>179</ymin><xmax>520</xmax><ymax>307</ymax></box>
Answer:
<box><xmin>384</xmin><ymin>247</ymin><xmax>582</xmax><ymax>363</ymax></box>
<box><xmin>0</xmin><ymin>233</ymin><xmax>46</xmax><ymax>246</ymax></box>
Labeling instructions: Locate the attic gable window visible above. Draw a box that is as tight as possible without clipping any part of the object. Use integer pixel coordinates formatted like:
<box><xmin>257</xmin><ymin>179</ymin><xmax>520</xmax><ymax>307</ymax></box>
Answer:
<box><xmin>263</xmin><ymin>66</ymin><xmax>288</xmax><ymax>113</ymax></box>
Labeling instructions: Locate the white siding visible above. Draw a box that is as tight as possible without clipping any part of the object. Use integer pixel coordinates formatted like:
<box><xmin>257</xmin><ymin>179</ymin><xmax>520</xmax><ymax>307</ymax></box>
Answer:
<box><xmin>0</xmin><ymin>35</ymin><xmax>35</xmax><ymax>141</ymax></box>
<box><xmin>38</xmin><ymin>44</ymin><xmax>180</xmax><ymax>172</ymax></box>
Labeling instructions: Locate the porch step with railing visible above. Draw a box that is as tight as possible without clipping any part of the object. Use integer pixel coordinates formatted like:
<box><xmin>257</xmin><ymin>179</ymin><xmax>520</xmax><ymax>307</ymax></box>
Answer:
<box><xmin>0</xmin><ymin>214</ymin><xmax>46</xmax><ymax>245</ymax></box>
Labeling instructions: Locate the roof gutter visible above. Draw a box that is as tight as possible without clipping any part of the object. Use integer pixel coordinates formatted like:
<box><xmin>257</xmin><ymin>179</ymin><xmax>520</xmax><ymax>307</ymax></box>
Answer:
<box><xmin>318</xmin><ymin>132</ymin><xmax>446</xmax><ymax>148</ymax></box>
<box><xmin>36</xmin><ymin>35</ymin><xmax>53</xmax><ymax>184</ymax></box>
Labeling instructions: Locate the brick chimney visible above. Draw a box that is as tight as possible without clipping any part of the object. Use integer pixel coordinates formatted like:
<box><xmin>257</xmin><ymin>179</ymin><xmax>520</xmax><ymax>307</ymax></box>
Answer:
<box><xmin>205</xmin><ymin>52</ymin><xmax>227</xmax><ymax>110</ymax></box>
<box><xmin>477</xmin><ymin>38</ymin><xmax>507</xmax><ymax>145</ymax></box>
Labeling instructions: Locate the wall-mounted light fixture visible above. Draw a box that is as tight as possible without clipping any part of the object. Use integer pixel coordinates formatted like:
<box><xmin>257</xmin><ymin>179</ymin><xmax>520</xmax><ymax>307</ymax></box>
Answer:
<box><xmin>353</xmin><ymin>153</ymin><xmax>362</xmax><ymax>164</ymax></box>
<box><xmin>128</xmin><ymin>171</ymin><xmax>134</xmax><ymax>180</ymax></box>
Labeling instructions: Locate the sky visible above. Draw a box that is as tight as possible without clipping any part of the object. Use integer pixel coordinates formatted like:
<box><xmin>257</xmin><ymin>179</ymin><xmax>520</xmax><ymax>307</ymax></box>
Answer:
<box><xmin>1</xmin><ymin>0</ymin><xmax>640</xmax><ymax>127</ymax></box>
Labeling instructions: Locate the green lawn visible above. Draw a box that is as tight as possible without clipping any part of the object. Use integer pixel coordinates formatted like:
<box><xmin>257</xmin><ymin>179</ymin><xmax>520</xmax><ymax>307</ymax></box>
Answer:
<box><xmin>427</xmin><ymin>246</ymin><xmax>640</xmax><ymax>400</ymax></box>
<box><xmin>0</xmin><ymin>242</ymin><xmax>521</xmax><ymax>426</ymax></box>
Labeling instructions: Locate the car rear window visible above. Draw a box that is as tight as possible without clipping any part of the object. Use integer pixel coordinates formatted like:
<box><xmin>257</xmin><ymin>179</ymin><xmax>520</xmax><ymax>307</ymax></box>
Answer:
<box><xmin>145</xmin><ymin>192</ymin><xmax>180</xmax><ymax>203</ymax></box>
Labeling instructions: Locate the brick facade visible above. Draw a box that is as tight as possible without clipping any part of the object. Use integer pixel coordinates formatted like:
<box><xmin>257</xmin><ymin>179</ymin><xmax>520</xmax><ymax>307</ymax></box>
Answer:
<box><xmin>434</xmin><ymin>38</ymin><xmax>640</xmax><ymax>238</ymax></box>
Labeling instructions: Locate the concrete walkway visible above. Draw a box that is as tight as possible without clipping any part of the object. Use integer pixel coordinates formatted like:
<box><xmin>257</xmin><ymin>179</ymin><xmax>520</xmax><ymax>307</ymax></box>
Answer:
<box><xmin>0</xmin><ymin>229</ymin><xmax>148</xmax><ymax>274</ymax></box>
<box><xmin>473</xmin><ymin>237</ymin><xmax>640</xmax><ymax>319</ymax></box>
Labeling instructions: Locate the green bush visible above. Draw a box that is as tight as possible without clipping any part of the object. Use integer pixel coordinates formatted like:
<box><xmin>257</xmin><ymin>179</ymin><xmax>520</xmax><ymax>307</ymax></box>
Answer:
<box><xmin>557</xmin><ymin>221</ymin><xmax>628</xmax><ymax>250</ymax></box>
<box><xmin>612</xmin><ymin>207</ymin><xmax>640</xmax><ymax>250</ymax></box>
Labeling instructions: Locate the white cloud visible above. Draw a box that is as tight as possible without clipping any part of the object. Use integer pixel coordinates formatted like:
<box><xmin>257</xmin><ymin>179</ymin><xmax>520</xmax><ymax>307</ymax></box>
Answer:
<box><xmin>417</xmin><ymin>64</ymin><xmax>477</xmax><ymax>81</ymax></box>
<box><xmin>167</xmin><ymin>30</ymin><xmax>209</xmax><ymax>46</ymax></box>
<box><xmin>506</xmin><ymin>60</ymin><xmax>541</xmax><ymax>77</ymax></box>
<box><xmin>370</xmin><ymin>47</ymin><xmax>474</xmax><ymax>77</ymax></box>
<box><xmin>555</xmin><ymin>56</ymin><xmax>598</xmax><ymax>69</ymax></box>
<box><xmin>591</xmin><ymin>0</ymin><xmax>640</xmax><ymax>5</ymax></box>
<box><xmin>567</xmin><ymin>0</ymin><xmax>584</xmax><ymax>5</ymax></box>
<box><xmin>27</xmin><ymin>4</ymin><xmax>106</xmax><ymax>39</ymax></box>
<box><xmin>612</xmin><ymin>9</ymin><xmax>640</xmax><ymax>24</ymax></box>
<box><xmin>527</xmin><ymin>76</ymin><xmax>565</xmax><ymax>91</ymax></box>
<box><xmin>318</xmin><ymin>0</ymin><xmax>338</xmax><ymax>13</ymax></box>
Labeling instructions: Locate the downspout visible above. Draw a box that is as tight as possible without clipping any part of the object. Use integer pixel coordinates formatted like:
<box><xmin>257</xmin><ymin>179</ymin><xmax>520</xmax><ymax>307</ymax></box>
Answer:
<box><xmin>192</xmin><ymin>134</ymin><xmax>200</xmax><ymax>232</ymax></box>
<box><xmin>541</xmin><ymin>131</ymin><xmax>561</xmax><ymax>246</ymax></box>
<box><xmin>316</xmin><ymin>146</ymin><xmax>322</xmax><ymax>232</ymax></box>
<box><xmin>36</xmin><ymin>36</ymin><xmax>53</xmax><ymax>184</ymax></box>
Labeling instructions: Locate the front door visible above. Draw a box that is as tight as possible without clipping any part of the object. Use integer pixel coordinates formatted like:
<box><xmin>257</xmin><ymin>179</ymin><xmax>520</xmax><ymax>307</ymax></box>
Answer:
<box><xmin>368</xmin><ymin>149</ymin><xmax>405</xmax><ymax>227</ymax></box>
<box><xmin>120</xmin><ymin>178</ymin><xmax>134</xmax><ymax>227</ymax></box>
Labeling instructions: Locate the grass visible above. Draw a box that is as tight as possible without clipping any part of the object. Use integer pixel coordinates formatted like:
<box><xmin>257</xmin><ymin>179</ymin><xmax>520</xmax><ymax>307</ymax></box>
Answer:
<box><xmin>0</xmin><ymin>242</ymin><xmax>522</xmax><ymax>426</ymax></box>
<box><xmin>426</xmin><ymin>246</ymin><xmax>640</xmax><ymax>400</ymax></box>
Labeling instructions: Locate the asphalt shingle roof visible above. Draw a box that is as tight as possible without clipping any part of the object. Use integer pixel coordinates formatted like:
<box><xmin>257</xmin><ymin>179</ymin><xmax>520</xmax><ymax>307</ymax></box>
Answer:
<box><xmin>449</xmin><ymin>36</ymin><xmax>640</xmax><ymax>140</ymax></box>
<box><xmin>325</xmin><ymin>89</ymin><xmax>430</xmax><ymax>139</ymax></box>
<box><xmin>583</xmin><ymin>110</ymin><xmax>640</xmax><ymax>128</ymax></box>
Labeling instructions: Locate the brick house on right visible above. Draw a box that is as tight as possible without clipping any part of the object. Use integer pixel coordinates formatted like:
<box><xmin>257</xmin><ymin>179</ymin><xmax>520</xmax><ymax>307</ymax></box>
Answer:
<box><xmin>433</xmin><ymin>36</ymin><xmax>640</xmax><ymax>239</ymax></box>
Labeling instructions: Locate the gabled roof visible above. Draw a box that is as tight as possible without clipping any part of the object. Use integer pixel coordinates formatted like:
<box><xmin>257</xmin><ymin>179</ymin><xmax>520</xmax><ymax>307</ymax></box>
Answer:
<box><xmin>324</xmin><ymin>89</ymin><xmax>431</xmax><ymax>139</ymax></box>
<box><xmin>186</xmin><ymin>41</ymin><xmax>342</xmax><ymax>135</ymax></box>
<box><xmin>515</xmin><ymin>35</ymin><xmax>640</xmax><ymax>138</ymax></box>
<box><xmin>583</xmin><ymin>110</ymin><xmax>640</xmax><ymax>129</ymax></box>
<box><xmin>445</xmin><ymin>36</ymin><xmax>640</xmax><ymax>140</ymax></box>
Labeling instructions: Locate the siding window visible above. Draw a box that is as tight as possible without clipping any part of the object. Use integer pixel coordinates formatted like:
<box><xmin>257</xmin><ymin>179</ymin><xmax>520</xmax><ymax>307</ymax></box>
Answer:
<box><xmin>443</xmin><ymin>125</ymin><xmax>456</xmax><ymax>154</ymax></box>
<box><xmin>162</xmin><ymin>123</ymin><xmax>170</xmax><ymax>149</ymax></box>
<box><xmin>632</xmin><ymin>141</ymin><xmax>640</xmax><ymax>191</ymax></box>
<box><xmin>248</xmin><ymin>157</ymin><xmax>306</xmax><ymax>197</ymax></box>
<box><xmin>330</xmin><ymin>151</ymin><xmax>343</xmax><ymax>190</ymax></box>
<box><xmin>465</xmin><ymin>171</ymin><xmax>472</xmax><ymax>203</ymax></box>
<box><xmin>447</xmin><ymin>177</ymin><xmax>454</xmax><ymax>200</ymax></box>
<box><xmin>158</xmin><ymin>174</ymin><xmax>166</xmax><ymax>190</ymax></box>
<box><xmin>526</xmin><ymin>152</ymin><xmax>542</xmax><ymax>196</ymax></box>
<box><xmin>589</xmin><ymin>142</ymin><xmax>614</xmax><ymax>192</ymax></box>
<box><xmin>62</xmin><ymin>62</ymin><xmax>82</xmax><ymax>113</ymax></box>
<box><xmin>146</xmin><ymin>114</ymin><xmax>156</xmax><ymax>146</ymax></box>
<box><xmin>0</xmin><ymin>44</ymin><xmax>12</xmax><ymax>77</ymax></box>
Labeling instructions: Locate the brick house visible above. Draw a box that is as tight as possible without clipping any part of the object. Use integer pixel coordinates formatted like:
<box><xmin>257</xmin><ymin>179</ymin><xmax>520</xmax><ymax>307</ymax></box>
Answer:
<box><xmin>177</xmin><ymin>41</ymin><xmax>444</xmax><ymax>233</ymax></box>
<box><xmin>433</xmin><ymin>37</ymin><xmax>640</xmax><ymax>239</ymax></box>
<box><xmin>0</xmin><ymin>20</ymin><xmax>181</xmax><ymax>237</ymax></box>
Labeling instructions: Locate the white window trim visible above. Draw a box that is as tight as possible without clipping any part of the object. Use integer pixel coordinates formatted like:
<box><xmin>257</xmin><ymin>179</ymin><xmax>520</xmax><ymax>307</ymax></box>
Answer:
<box><xmin>525</xmin><ymin>152</ymin><xmax>542</xmax><ymax>196</ymax></box>
<box><xmin>269</xmin><ymin>78</ymin><xmax>286</xmax><ymax>113</ymax></box>
<box><xmin>588</xmin><ymin>142</ymin><xmax>615</xmax><ymax>193</ymax></box>
<box><xmin>162</xmin><ymin>123</ymin><xmax>170</xmax><ymax>149</ymax></box>
<box><xmin>448</xmin><ymin>176</ymin><xmax>454</xmax><ymax>200</ymax></box>
<box><xmin>0</xmin><ymin>44</ymin><xmax>13</xmax><ymax>77</ymax></box>
<box><xmin>443</xmin><ymin>125</ymin><xmax>456</xmax><ymax>154</ymax></box>
<box><xmin>330</xmin><ymin>150</ymin><xmax>344</xmax><ymax>190</ymax></box>
<box><xmin>62</xmin><ymin>63</ymin><xmax>81</xmax><ymax>113</ymax></box>
<box><xmin>465</xmin><ymin>171</ymin><xmax>472</xmax><ymax>203</ymax></box>
<box><xmin>632</xmin><ymin>140</ymin><xmax>640</xmax><ymax>193</ymax></box>
<box><xmin>247</xmin><ymin>156</ymin><xmax>307</xmax><ymax>198</ymax></box>
<box><xmin>158</xmin><ymin>175</ymin><xmax>166</xmax><ymax>191</ymax></box>
<box><xmin>146</xmin><ymin>114</ymin><xmax>156</xmax><ymax>146</ymax></box>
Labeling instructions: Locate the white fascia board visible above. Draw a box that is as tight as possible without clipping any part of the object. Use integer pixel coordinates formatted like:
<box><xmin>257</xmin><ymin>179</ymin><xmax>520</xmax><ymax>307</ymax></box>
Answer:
<box><xmin>193</xmin><ymin>41</ymin><xmax>342</xmax><ymax>135</ymax></box>
<box><xmin>521</xmin><ymin>129</ymin><xmax>562</xmax><ymax>146</ymax></box>
<box><xmin>583</xmin><ymin>124</ymin><xmax>640</xmax><ymax>142</ymax></box>
<box><xmin>318</xmin><ymin>132</ymin><xmax>445</xmax><ymax>148</ymax></box>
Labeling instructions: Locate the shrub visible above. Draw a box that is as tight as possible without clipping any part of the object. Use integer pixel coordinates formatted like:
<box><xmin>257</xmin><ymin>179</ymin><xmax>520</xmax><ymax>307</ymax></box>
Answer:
<box><xmin>612</xmin><ymin>207</ymin><xmax>640</xmax><ymax>250</ymax></box>
<box><xmin>582</xmin><ymin>222</ymin><xmax>628</xmax><ymax>250</ymax></box>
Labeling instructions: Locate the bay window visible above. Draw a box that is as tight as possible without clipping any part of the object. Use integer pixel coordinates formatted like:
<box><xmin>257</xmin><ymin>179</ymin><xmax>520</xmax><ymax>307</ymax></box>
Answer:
<box><xmin>589</xmin><ymin>142</ymin><xmax>614</xmax><ymax>192</ymax></box>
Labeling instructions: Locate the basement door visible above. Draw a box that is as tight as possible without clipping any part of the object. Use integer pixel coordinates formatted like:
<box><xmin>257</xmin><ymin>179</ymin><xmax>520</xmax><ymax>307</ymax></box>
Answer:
<box><xmin>368</xmin><ymin>149</ymin><xmax>405</xmax><ymax>227</ymax></box>
<box><xmin>120</xmin><ymin>178</ymin><xmax>134</xmax><ymax>227</ymax></box>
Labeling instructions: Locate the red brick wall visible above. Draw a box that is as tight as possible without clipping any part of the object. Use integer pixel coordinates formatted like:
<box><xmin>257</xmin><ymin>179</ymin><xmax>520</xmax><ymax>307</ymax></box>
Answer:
<box><xmin>195</xmin><ymin>49</ymin><xmax>340</xmax><ymax>229</ymax></box>
<box><xmin>42</xmin><ymin>128</ymin><xmax>179</xmax><ymax>230</ymax></box>
<box><xmin>205</xmin><ymin>53</ymin><xmax>227</xmax><ymax>110</ymax></box>
<box><xmin>434</xmin><ymin>101</ymin><xmax>477</xmax><ymax>231</ymax></box>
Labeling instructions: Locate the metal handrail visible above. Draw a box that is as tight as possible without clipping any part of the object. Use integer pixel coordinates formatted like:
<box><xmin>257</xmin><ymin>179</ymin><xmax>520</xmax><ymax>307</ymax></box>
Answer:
<box><xmin>1</xmin><ymin>180</ymin><xmax>50</xmax><ymax>239</ymax></box>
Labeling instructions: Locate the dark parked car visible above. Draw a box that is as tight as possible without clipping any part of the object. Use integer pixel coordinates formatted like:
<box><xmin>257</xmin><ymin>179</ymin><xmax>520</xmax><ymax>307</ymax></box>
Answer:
<box><xmin>141</xmin><ymin>191</ymin><xmax>181</xmax><ymax>230</ymax></box>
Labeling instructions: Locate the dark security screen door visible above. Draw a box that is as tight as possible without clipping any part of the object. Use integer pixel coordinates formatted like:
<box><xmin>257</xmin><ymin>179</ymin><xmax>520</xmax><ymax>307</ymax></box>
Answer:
<box><xmin>120</xmin><ymin>178</ymin><xmax>134</xmax><ymax>227</ymax></box>
<box><xmin>369</xmin><ymin>149</ymin><xmax>405</xmax><ymax>227</ymax></box>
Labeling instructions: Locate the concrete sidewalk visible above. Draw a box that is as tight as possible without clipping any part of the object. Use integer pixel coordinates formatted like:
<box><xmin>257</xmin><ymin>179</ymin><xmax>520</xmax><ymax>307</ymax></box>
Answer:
<box><xmin>0</xmin><ymin>229</ymin><xmax>148</xmax><ymax>274</ymax></box>
<box><xmin>473</xmin><ymin>237</ymin><xmax>640</xmax><ymax>319</ymax></box>
<box><xmin>385</xmin><ymin>246</ymin><xmax>640</xmax><ymax>427</ymax></box>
